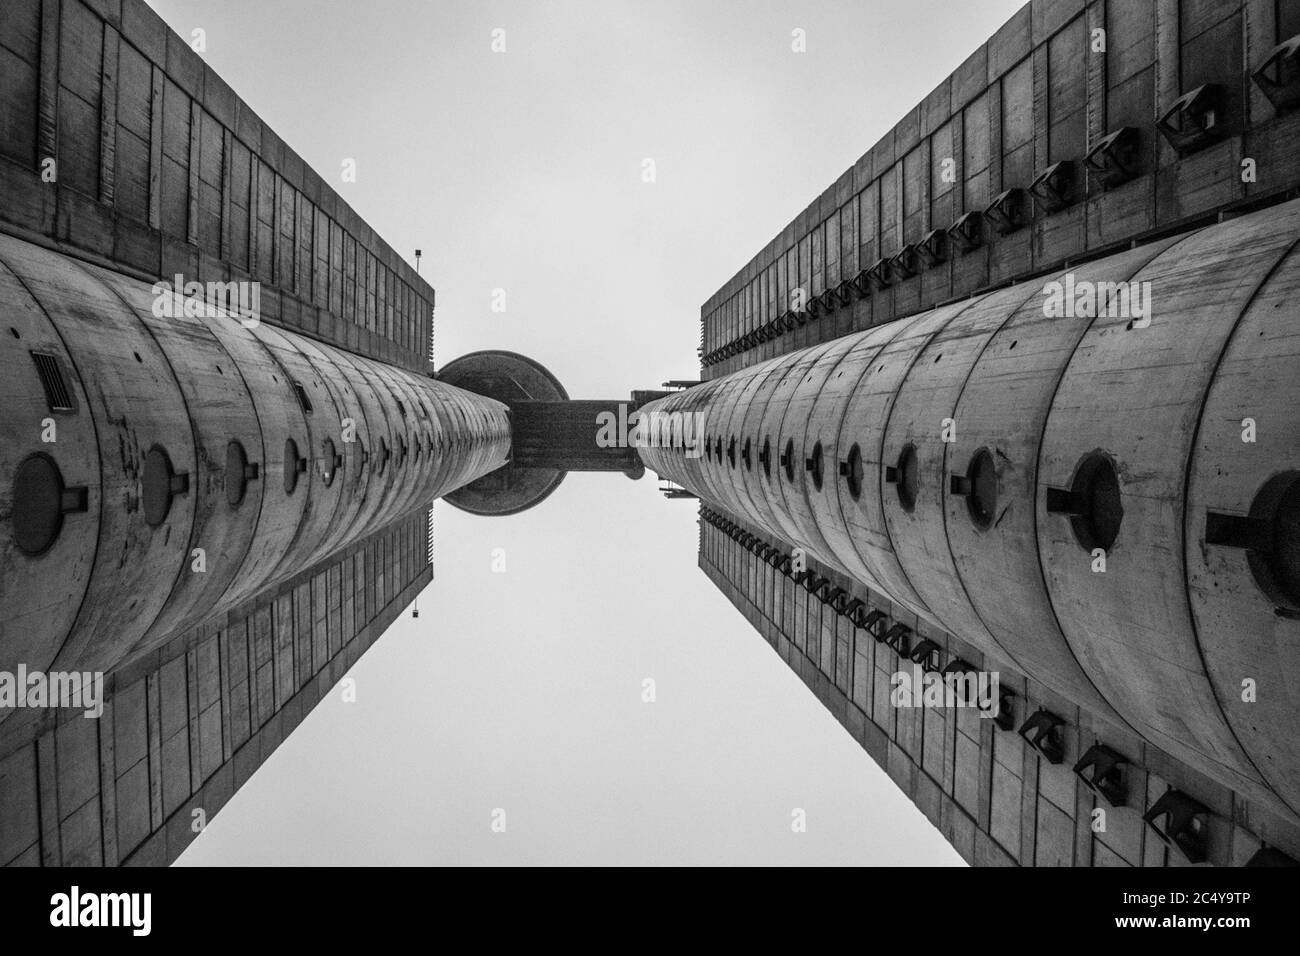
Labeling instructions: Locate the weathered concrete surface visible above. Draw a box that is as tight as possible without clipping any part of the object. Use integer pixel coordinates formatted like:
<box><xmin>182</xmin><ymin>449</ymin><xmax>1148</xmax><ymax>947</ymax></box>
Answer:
<box><xmin>0</xmin><ymin>0</ymin><xmax>432</xmax><ymax>373</ymax></box>
<box><xmin>641</xmin><ymin>199</ymin><xmax>1300</xmax><ymax>825</ymax></box>
<box><xmin>701</xmin><ymin>0</ymin><xmax>1300</xmax><ymax>377</ymax></box>
<box><xmin>0</xmin><ymin>233</ymin><xmax>509</xmax><ymax>692</ymax></box>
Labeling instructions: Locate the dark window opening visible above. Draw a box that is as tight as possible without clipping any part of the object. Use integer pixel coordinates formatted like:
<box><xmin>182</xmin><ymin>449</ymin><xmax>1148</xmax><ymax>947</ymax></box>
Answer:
<box><xmin>806</xmin><ymin>442</ymin><xmax>824</xmax><ymax>490</ymax></box>
<box><xmin>888</xmin><ymin>444</ymin><xmax>919</xmax><ymax>512</ymax></box>
<box><xmin>1048</xmin><ymin>452</ymin><xmax>1123</xmax><ymax>552</ymax></box>
<box><xmin>965</xmin><ymin>448</ymin><xmax>997</xmax><ymax>529</ymax></box>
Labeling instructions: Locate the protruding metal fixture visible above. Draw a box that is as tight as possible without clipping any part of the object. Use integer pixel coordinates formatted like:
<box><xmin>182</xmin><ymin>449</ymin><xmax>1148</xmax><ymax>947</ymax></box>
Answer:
<box><xmin>849</xmin><ymin>268</ymin><xmax>873</xmax><ymax>297</ymax></box>
<box><xmin>802</xmin><ymin>574</ymin><xmax>828</xmax><ymax>595</ymax></box>
<box><xmin>947</xmin><ymin>211</ymin><xmax>984</xmax><ymax>252</ymax></box>
<box><xmin>917</xmin><ymin>228</ymin><xmax>948</xmax><ymax>267</ymax></box>
<box><xmin>862</xmin><ymin>608</ymin><xmax>888</xmax><ymax>638</ymax></box>
<box><xmin>866</xmin><ymin>257</ymin><xmax>893</xmax><ymax>289</ymax></box>
<box><xmin>984</xmin><ymin>188</ymin><xmax>1028</xmax><ymax>234</ymax></box>
<box><xmin>908</xmin><ymin>638</ymin><xmax>943</xmax><ymax>672</ymax></box>
<box><xmin>842</xmin><ymin>597</ymin><xmax>867</xmax><ymax>626</ymax></box>
<box><xmin>30</xmin><ymin>351</ymin><xmax>77</xmax><ymax>413</ymax></box>
<box><xmin>1143</xmin><ymin>789</ymin><xmax>1210</xmax><ymax>863</ymax></box>
<box><xmin>1029</xmin><ymin>160</ymin><xmax>1076</xmax><ymax>213</ymax></box>
<box><xmin>881</xmin><ymin>623</ymin><xmax>911</xmax><ymax>655</ymax></box>
<box><xmin>1085</xmin><ymin>127</ymin><xmax>1142</xmax><ymax>187</ymax></box>
<box><xmin>824</xmin><ymin>587</ymin><xmax>848</xmax><ymax>612</ymax></box>
<box><xmin>1158</xmin><ymin>84</ymin><xmax>1224</xmax><ymax>154</ymax></box>
<box><xmin>889</xmin><ymin>245</ymin><xmax>919</xmax><ymax>280</ymax></box>
<box><xmin>1252</xmin><ymin>33</ymin><xmax>1300</xmax><ymax>114</ymax></box>
<box><xmin>991</xmin><ymin>687</ymin><xmax>1016</xmax><ymax>732</ymax></box>
<box><xmin>1073</xmin><ymin>743</ymin><xmax>1129</xmax><ymax>807</ymax></box>
<box><xmin>1018</xmin><ymin>708</ymin><xmax>1066</xmax><ymax>764</ymax></box>
<box><xmin>941</xmin><ymin>659</ymin><xmax>979</xmax><ymax>705</ymax></box>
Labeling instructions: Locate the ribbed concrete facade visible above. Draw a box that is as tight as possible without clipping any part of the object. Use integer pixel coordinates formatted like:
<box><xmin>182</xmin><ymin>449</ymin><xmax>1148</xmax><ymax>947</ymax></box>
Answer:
<box><xmin>0</xmin><ymin>232</ymin><xmax>510</xmax><ymax>687</ymax></box>
<box><xmin>643</xmin><ymin>0</ymin><xmax>1300</xmax><ymax>867</ymax></box>
<box><xmin>698</xmin><ymin>510</ymin><xmax>1300</xmax><ymax>866</ymax></box>
<box><xmin>0</xmin><ymin>0</ymin><xmax>512</xmax><ymax>867</ymax></box>
<box><xmin>0</xmin><ymin>0</ymin><xmax>432</xmax><ymax>373</ymax></box>
<box><xmin>0</xmin><ymin>510</ymin><xmax>430</xmax><ymax>866</ymax></box>
<box><xmin>643</xmin><ymin>200</ymin><xmax>1300</xmax><ymax>865</ymax></box>
<box><xmin>700</xmin><ymin>0</ymin><xmax>1300</xmax><ymax>379</ymax></box>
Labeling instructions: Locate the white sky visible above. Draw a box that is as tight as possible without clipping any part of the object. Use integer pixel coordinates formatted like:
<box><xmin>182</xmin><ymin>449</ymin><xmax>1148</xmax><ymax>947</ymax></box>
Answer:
<box><xmin>157</xmin><ymin>0</ymin><xmax>1027</xmax><ymax>865</ymax></box>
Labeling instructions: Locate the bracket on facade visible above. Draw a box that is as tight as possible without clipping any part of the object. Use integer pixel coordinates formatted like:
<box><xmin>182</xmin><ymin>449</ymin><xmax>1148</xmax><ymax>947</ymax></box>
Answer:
<box><xmin>984</xmin><ymin>188</ymin><xmax>1027</xmax><ymax>235</ymax></box>
<box><xmin>1029</xmin><ymin>160</ymin><xmax>1076</xmax><ymax>214</ymax></box>
<box><xmin>1253</xmin><ymin>33</ymin><xmax>1300</xmax><ymax>113</ymax></box>
<box><xmin>947</xmin><ymin>211</ymin><xmax>984</xmax><ymax>252</ymax></box>
<box><xmin>889</xmin><ymin>245</ymin><xmax>919</xmax><ymax>280</ymax></box>
<box><xmin>917</xmin><ymin>228</ymin><xmax>948</xmax><ymax>267</ymax></box>
<box><xmin>1158</xmin><ymin>84</ymin><xmax>1224</xmax><ymax>155</ymax></box>
<box><xmin>1143</xmin><ymin>789</ymin><xmax>1211</xmax><ymax>864</ymax></box>
<box><xmin>881</xmin><ymin>623</ymin><xmax>911</xmax><ymax>655</ymax></box>
<box><xmin>940</xmin><ymin>659</ymin><xmax>978</xmax><ymax>704</ymax></box>
<box><xmin>1018</xmin><ymin>708</ymin><xmax>1066</xmax><ymax>764</ymax></box>
<box><xmin>866</xmin><ymin>258</ymin><xmax>893</xmax><ymax>289</ymax></box>
<box><xmin>801</xmin><ymin>574</ymin><xmax>828</xmax><ymax>594</ymax></box>
<box><xmin>843</xmin><ymin>598</ymin><xmax>868</xmax><ymax>627</ymax></box>
<box><xmin>862</xmin><ymin>608</ymin><xmax>888</xmax><ymax>637</ymax></box>
<box><xmin>1085</xmin><ymin>127</ymin><xmax>1142</xmax><ymax>188</ymax></box>
<box><xmin>991</xmin><ymin>687</ymin><xmax>1016</xmax><ymax>731</ymax></box>
<box><xmin>1072</xmin><ymin>743</ymin><xmax>1129</xmax><ymax>807</ymax></box>
<box><xmin>908</xmin><ymin>638</ymin><xmax>943</xmax><ymax>672</ymax></box>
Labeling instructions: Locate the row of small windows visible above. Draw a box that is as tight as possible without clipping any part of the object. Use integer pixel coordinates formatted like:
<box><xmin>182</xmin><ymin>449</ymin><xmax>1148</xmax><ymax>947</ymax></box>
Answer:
<box><xmin>698</xmin><ymin>506</ymin><xmax>1297</xmax><ymax>866</ymax></box>
<box><xmin>10</xmin><ymin>422</ymin><xmax>455</xmax><ymax>556</ymax></box>
<box><xmin>703</xmin><ymin>34</ymin><xmax>1300</xmax><ymax>365</ymax></box>
<box><xmin>677</xmin><ymin>432</ymin><xmax>1124</xmax><ymax>550</ymax></box>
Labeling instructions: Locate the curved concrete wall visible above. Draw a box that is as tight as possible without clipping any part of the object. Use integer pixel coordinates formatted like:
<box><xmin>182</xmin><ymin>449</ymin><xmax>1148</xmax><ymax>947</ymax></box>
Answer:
<box><xmin>0</xmin><ymin>235</ymin><xmax>510</xmax><ymax>688</ymax></box>
<box><xmin>639</xmin><ymin>198</ymin><xmax>1300</xmax><ymax>819</ymax></box>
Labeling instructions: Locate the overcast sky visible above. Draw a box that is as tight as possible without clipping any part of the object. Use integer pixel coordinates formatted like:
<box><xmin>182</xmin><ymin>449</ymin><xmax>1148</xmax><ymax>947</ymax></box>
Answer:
<box><xmin>157</xmin><ymin>0</ymin><xmax>1026</xmax><ymax>866</ymax></box>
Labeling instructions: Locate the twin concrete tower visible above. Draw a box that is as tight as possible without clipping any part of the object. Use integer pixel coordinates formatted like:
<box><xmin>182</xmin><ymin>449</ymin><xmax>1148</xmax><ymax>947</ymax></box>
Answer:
<box><xmin>3</xmin><ymin>0</ymin><xmax>1300</xmax><ymax>867</ymax></box>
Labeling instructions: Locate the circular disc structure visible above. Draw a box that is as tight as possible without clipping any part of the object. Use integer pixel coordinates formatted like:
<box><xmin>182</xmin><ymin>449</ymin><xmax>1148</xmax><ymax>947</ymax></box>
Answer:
<box><xmin>439</xmin><ymin>350</ymin><xmax>569</xmax><ymax>516</ymax></box>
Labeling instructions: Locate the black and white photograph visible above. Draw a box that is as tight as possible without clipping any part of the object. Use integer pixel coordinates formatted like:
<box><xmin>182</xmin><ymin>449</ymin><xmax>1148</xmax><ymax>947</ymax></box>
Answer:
<box><xmin>1</xmin><ymin>0</ymin><xmax>1298</xmax><ymax>931</ymax></box>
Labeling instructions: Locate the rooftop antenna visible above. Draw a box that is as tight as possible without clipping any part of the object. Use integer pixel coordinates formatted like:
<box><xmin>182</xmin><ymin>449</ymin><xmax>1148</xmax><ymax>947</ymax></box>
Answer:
<box><xmin>414</xmin><ymin>249</ymin><xmax>422</xmax><ymax>275</ymax></box>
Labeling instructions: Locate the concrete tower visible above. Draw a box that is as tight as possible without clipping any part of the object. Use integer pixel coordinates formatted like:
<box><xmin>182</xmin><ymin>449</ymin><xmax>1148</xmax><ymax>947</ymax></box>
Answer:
<box><xmin>0</xmin><ymin>0</ymin><xmax>578</xmax><ymax>866</ymax></box>
<box><xmin>638</xmin><ymin>0</ymin><xmax>1300</xmax><ymax>867</ymax></box>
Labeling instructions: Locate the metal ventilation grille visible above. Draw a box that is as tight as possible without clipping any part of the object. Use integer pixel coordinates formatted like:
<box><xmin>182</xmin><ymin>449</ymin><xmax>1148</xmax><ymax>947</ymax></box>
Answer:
<box><xmin>426</xmin><ymin>507</ymin><xmax>435</xmax><ymax>566</ymax></box>
<box><xmin>30</xmin><ymin>351</ymin><xmax>75</xmax><ymax>412</ymax></box>
<box><xmin>293</xmin><ymin>381</ymin><xmax>313</xmax><ymax>414</ymax></box>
